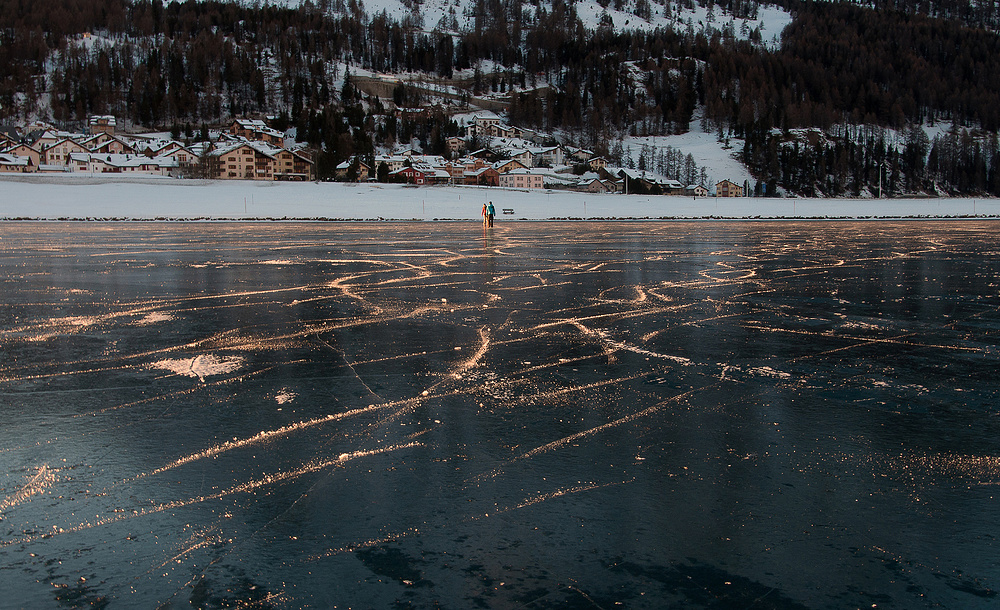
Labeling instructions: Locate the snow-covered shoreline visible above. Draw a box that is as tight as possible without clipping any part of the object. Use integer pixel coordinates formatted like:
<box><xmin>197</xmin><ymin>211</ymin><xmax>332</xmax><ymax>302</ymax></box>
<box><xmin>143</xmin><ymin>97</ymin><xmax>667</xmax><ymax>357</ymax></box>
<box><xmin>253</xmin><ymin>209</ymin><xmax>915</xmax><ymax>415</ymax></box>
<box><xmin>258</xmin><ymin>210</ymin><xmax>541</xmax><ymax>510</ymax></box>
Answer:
<box><xmin>0</xmin><ymin>175</ymin><xmax>997</xmax><ymax>221</ymax></box>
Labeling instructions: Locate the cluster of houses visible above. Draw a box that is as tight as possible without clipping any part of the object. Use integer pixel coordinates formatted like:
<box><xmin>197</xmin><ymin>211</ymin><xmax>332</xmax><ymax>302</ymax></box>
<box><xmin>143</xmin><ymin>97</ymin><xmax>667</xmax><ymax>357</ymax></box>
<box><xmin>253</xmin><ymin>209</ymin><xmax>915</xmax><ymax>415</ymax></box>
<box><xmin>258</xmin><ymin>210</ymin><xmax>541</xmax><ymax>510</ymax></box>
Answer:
<box><xmin>0</xmin><ymin>111</ymin><xmax>745</xmax><ymax>196</ymax></box>
<box><xmin>337</xmin><ymin>113</ymin><xmax>737</xmax><ymax>196</ymax></box>
<box><xmin>0</xmin><ymin>117</ymin><xmax>315</xmax><ymax>180</ymax></box>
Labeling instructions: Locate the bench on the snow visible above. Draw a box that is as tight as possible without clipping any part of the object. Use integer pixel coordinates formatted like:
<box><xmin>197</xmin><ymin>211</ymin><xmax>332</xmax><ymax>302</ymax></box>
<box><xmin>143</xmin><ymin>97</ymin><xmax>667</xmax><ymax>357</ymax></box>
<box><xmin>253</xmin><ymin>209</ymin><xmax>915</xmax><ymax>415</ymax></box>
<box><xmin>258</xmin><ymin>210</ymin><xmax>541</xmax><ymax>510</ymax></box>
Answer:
<box><xmin>502</xmin><ymin>208</ymin><xmax>515</xmax><ymax>215</ymax></box>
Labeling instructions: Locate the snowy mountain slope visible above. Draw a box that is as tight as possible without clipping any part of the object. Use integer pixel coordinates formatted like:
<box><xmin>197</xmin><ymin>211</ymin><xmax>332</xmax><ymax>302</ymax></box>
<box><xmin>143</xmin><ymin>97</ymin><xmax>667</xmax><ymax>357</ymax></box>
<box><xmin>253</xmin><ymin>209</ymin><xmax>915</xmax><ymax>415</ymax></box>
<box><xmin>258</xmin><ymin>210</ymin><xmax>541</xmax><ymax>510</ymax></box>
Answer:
<box><xmin>236</xmin><ymin>0</ymin><xmax>792</xmax><ymax>44</ymax></box>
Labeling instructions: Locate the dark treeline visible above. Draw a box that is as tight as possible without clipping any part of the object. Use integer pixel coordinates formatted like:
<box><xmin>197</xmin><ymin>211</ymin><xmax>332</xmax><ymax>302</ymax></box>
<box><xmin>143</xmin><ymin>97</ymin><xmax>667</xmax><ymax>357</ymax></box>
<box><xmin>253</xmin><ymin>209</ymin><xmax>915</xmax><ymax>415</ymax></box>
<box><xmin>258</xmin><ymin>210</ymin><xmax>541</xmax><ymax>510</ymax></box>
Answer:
<box><xmin>741</xmin><ymin>124</ymin><xmax>1000</xmax><ymax>197</ymax></box>
<box><xmin>766</xmin><ymin>0</ymin><xmax>1000</xmax><ymax>32</ymax></box>
<box><xmin>3</xmin><ymin>0</ymin><xmax>1000</xmax><ymax>193</ymax></box>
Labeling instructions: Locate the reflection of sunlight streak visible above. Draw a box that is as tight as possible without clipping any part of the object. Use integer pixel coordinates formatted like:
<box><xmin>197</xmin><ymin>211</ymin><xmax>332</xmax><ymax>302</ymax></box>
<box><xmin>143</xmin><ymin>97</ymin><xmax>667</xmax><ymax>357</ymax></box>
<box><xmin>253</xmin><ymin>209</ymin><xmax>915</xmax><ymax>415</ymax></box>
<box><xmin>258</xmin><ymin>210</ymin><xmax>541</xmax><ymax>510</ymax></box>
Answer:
<box><xmin>231</xmin><ymin>592</ymin><xmax>288</xmax><ymax>609</ymax></box>
<box><xmin>698</xmin><ymin>267</ymin><xmax>758</xmax><ymax>282</ymax></box>
<box><xmin>0</xmin><ymin>465</ymin><xmax>55</xmax><ymax>512</ymax></box>
<box><xmin>0</xmin><ymin>363</ymin><xmax>135</xmax><ymax>383</ymax></box>
<box><xmin>132</xmin><ymin>404</ymin><xmax>392</xmax><ymax>481</ymax></box>
<box><xmin>74</xmin><ymin>364</ymin><xmax>287</xmax><ymax>417</ymax></box>
<box><xmin>771</xmin><ymin>259</ymin><xmax>847</xmax><ymax>273</ymax></box>
<box><xmin>155</xmin><ymin>539</ymin><xmax>213</xmax><ymax>571</ymax></box>
<box><xmin>457</xmin><ymin>327</ymin><xmax>490</xmax><ymax>373</ymax></box>
<box><xmin>847</xmin><ymin>449</ymin><xmax>1000</xmax><ymax>485</ymax></box>
<box><xmin>532</xmin><ymin>304</ymin><xmax>693</xmax><ymax>331</ymax></box>
<box><xmin>470</xmin><ymin>480</ymin><xmax>633</xmax><ymax>520</ymax></box>
<box><xmin>513</xmin><ymin>374</ymin><xmax>644</xmax><ymax>406</ymax></box>
<box><xmin>1</xmin><ymin>283</ymin><xmax>328</xmax><ymax>342</ymax></box>
<box><xmin>640</xmin><ymin>312</ymin><xmax>753</xmax><ymax>343</ymax></box>
<box><xmin>496</xmin><ymin>280</ymin><xmax>574</xmax><ymax>293</ymax></box>
<box><xmin>471</xmin><ymin>387</ymin><xmax>702</xmax><ymax>483</ymax></box>
<box><xmin>306</xmin><ymin>527</ymin><xmax>421</xmax><ymax>561</ymax></box>
<box><xmin>3</xmin><ymin>443</ymin><xmax>422</xmax><ymax>547</ymax></box>
<box><xmin>569</xmin><ymin>320</ymin><xmax>618</xmax><ymax>363</ymax></box>
<box><xmin>574</xmin><ymin>320</ymin><xmax>693</xmax><ymax>365</ymax></box>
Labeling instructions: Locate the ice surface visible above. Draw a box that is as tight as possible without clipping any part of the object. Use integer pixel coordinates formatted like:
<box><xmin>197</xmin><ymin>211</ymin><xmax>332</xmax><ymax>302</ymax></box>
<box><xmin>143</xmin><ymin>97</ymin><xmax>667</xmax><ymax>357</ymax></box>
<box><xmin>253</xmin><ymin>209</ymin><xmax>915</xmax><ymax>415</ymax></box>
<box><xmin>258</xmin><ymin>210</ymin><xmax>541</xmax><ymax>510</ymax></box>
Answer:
<box><xmin>1</xmin><ymin>221</ymin><xmax>999</xmax><ymax>608</ymax></box>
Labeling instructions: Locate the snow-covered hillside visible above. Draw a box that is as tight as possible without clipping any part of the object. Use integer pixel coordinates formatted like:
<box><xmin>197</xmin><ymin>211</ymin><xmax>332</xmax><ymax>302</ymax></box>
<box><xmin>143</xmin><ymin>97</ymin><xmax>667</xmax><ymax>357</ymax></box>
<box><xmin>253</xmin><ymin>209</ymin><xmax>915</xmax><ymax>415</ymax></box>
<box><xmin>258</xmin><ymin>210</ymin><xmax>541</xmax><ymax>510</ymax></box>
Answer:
<box><xmin>246</xmin><ymin>0</ymin><xmax>792</xmax><ymax>45</ymax></box>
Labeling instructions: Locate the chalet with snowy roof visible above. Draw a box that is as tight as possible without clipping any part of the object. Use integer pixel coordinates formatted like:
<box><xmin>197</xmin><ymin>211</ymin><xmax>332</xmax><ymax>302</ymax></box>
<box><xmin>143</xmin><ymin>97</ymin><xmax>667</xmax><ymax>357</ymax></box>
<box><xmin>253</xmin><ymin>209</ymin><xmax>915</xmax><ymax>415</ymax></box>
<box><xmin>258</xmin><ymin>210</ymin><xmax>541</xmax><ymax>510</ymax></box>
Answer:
<box><xmin>391</xmin><ymin>165</ymin><xmax>429</xmax><ymax>185</ymax></box>
<box><xmin>210</xmin><ymin>141</ymin><xmax>283</xmax><ymax>180</ymax></box>
<box><xmin>31</xmin><ymin>129</ymin><xmax>84</xmax><ymax>150</ymax></box>
<box><xmin>414</xmin><ymin>164</ymin><xmax>452</xmax><ymax>184</ymax></box>
<box><xmin>444</xmin><ymin>157</ymin><xmax>490</xmax><ymax>181</ymax></box>
<box><xmin>443</xmin><ymin>161</ymin><xmax>465</xmax><ymax>182</ymax></box>
<box><xmin>391</xmin><ymin>164</ymin><xmax>451</xmax><ymax>185</ymax></box>
<box><xmin>230</xmin><ymin>119</ymin><xmax>284</xmax><ymax>146</ymax></box>
<box><xmin>334</xmin><ymin>159</ymin><xmax>371</xmax><ymax>182</ymax></box>
<box><xmin>499</xmin><ymin>168</ymin><xmax>544</xmax><ymax>189</ymax></box>
<box><xmin>685</xmin><ymin>185</ymin><xmax>709</xmax><ymax>197</ymax></box>
<box><xmin>156</xmin><ymin>145</ymin><xmax>200</xmax><ymax>173</ymax></box>
<box><xmin>90</xmin><ymin>135</ymin><xmax>137</xmax><ymax>156</ymax></box>
<box><xmin>43</xmin><ymin>138</ymin><xmax>90</xmax><ymax>165</ymax></box>
<box><xmin>88</xmin><ymin>115</ymin><xmax>117</xmax><ymax>135</ymax></box>
<box><xmin>659</xmin><ymin>179</ymin><xmax>685</xmax><ymax>195</ymax></box>
<box><xmin>274</xmin><ymin>149</ymin><xmax>315</xmax><ymax>180</ymax></box>
<box><xmin>464</xmin><ymin>166</ymin><xmax>499</xmax><ymax>186</ymax></box>
<box><xmin>491</xmin><ymin>124</ymin><xmax>522</xmax><ymax>139</ymax></box>
<box><xmin>508</xmin><ymin>149</ymin><xmax>534</xmax><ymax>167</ymax></box>
<box><xmin>0</xmin><ymin>153</ymin><xmax>33</xmax><ymax>172</ymax></box>
<box><xmin>567</xmin><ymin>148</ymin><xmax>594</xmax><ymax>163</ymax></box>
<box><xmin>141</xmin><ymin>140</ymin><xmax>185</xmax><ymax>157</ymax></box>
<box><xmin>0</xmin><ymin>127</ymin><xmax>19</xmax><ymax>147</ymax></box>
<box><xmin>78</xmin><ymin>132</ymin><xmax>112</xmax><ymax>149</ymax></box>
<box><xmin>617</xmin><ymin>169</ymin><xmax>658</xmax><ymax>193</ymax></box>
<box><xmin>446</xmin><ymin>136</ymin><xmax>466</xmax><ymax>154</ymax></box>
<box><xmin>375</xmin><ymin>155</ymin><xmax>408</xmax><ymax>173</ymax></box>
<box><xmin>494</xmin><ymin>159</ymin><xmax>529</xmax><ymax>174</ymax></box>
<box><xmin>579</xmin><ymin>178</ymin><xmax>612</xmax><ymax>193</ymax></box>
<box><xmin>715</xmin><ymin>180</ymin><xmax>744</xmax><ymax>197</ymax></box>
<box><xmin>230</xmin><ymin>118</ymin><xmax>267</xmax><ymax>137</ymax></box>
<box><xmin>68</xmin><ymin>152</ymin><xmax>177</xmax><ymax>176</ymax></box>
<box><xmin>469</xmin><ymin>148</ymin><xmax>502</xmax><ymax>163</ymax></box>
<box><xmin>4</xmin><ymin>143</ymin><xmax>41</xmax><ymax>167</ymax></box>
<box><xmin>529</xmin><ymin>146</ymin><xmax>565</xmax><ymax>167</ymax></box>
<box><xmin>469</xmin><ymin>113</ymin><xmax>501</xmax><ymax>138</ymax></box>
<box><xmin>588</xmin><ymin>157</ymin><xmax>608</xmax><ymax>171</ymax></box>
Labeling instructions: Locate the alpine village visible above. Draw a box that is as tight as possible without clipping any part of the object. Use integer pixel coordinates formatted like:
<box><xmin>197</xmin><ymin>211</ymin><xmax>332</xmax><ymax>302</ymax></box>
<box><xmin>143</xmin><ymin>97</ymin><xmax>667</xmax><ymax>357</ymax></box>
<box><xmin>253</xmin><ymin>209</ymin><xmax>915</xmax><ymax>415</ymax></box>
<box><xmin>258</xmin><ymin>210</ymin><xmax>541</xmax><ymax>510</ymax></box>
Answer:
<box><xmin>2</xmin><ymin>0</ymin><xmax>1000</xmax><ymax>198</ymax></box>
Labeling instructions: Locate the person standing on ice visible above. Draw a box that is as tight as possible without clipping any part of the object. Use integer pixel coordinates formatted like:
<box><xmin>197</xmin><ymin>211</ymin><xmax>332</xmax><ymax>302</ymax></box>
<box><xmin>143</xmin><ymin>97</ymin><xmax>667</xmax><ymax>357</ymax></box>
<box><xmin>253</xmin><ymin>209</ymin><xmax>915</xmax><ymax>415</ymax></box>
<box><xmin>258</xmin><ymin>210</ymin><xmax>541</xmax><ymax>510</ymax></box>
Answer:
<box><xmin>482</xmin><ymin>202</ymin><xmax>489</xmax><ymax>226</ymax></box>
<box><xmin>486</xmin><ymin>201</ymin><xmax>495</xmax><ymax>227</ymax></box>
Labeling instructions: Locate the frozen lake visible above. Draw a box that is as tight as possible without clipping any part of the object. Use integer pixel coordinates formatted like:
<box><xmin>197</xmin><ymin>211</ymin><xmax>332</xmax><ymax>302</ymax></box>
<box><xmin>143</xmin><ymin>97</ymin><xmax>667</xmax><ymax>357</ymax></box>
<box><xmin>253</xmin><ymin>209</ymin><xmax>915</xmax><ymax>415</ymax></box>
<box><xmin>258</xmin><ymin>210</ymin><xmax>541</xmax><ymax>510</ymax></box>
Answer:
<box><xmin>1</xmin><ymin>221</ymin><xmax>999</xmax><ymax>608</ymax></box>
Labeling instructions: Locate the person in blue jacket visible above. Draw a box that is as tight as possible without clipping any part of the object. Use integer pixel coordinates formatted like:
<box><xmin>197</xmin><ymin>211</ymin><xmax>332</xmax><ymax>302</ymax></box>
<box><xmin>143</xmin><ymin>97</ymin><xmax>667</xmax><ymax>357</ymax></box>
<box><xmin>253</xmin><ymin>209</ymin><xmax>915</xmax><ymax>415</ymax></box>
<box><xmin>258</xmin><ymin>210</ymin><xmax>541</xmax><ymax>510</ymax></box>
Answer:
<box><xmin>486</xmin><ymin>201</ymin><xmax>495</xmax><ymax>227</ymax></box>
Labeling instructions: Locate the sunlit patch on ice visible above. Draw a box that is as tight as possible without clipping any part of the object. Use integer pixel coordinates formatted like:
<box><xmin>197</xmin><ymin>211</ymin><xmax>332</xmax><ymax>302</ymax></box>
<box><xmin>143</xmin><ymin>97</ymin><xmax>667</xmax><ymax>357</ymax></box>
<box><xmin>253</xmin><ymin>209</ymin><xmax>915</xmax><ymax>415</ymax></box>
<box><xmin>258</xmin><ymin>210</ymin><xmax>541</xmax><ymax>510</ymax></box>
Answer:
<box><xmin>13</xmin><ymin>315</ymin><xmax>102</xmax><ymax>341</ymax></box>
<box><xmin>149</xmin><ymin>354</ymin><xmax>245</xmax><ymax>382</ymax></box>
<box><xmin>756</xmin><ymin>366</ymin><xmax>793</xmax><ymax>379</ymax></box>
<box><xmin>855</xmin><ymin>450</ymin><xmax>1000</xmax><ymax>487</ymax></box>
<box><xmin>135</xmin><ymin>312</ymin><xmax>173</xmax><ymax>325</ymax></box>
<box><xmin>275</xmin><ymin>389</ymin><xmax>297</xmax><ymax>404</ymax></box>
<box><xmin>0</xmin><ymin>465</ymin><xmax>56</xmax><ymax>512</ymax></box>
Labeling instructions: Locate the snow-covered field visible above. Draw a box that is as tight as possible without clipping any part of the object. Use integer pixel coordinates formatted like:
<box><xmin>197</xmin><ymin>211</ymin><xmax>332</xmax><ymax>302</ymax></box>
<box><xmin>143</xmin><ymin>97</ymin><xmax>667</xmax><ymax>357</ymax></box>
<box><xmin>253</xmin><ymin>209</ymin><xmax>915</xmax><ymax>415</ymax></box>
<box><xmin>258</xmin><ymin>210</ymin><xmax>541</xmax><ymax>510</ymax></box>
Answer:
<box><xmin>0</xmin><ymin>176</ymin><xmax>996</xmax><ymax>220</ymax></box>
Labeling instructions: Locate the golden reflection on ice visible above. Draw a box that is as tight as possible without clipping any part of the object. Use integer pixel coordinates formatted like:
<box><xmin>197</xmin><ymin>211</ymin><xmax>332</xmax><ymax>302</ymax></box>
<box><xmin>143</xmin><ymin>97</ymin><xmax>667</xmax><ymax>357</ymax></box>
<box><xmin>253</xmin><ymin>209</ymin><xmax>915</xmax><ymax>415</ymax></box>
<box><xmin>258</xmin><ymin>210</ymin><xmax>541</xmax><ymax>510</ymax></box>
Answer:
<box><xmin>0</xmin><ymin>465</ymin><xmax>56</xmax><ymax>512</ymax></box>
<box><xmin>149</xmin><ymin>354</ymin><xmax>246</xmax><ymax>382</ymax></box>
<box><xmin>3</xmin><ymin>442</ymin><xmax>423</xmax><ymax>547</ymax></box>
